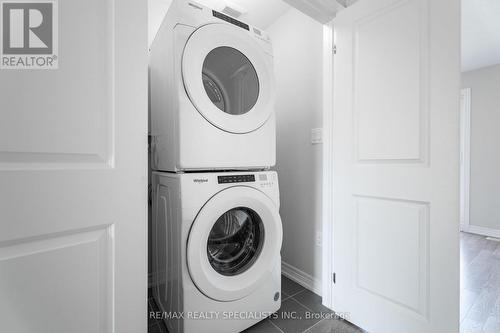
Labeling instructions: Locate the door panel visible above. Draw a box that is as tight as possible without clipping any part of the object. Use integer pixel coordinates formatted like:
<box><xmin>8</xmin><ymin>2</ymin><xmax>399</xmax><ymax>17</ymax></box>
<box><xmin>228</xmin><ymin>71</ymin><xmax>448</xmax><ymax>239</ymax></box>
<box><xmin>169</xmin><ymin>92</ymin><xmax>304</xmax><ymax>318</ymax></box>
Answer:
<box><xmin>0</xmin><ymin>0</ymin><xmax>147</xmax><ymax>332</ymax></box>
<box><xmin>0</xmin><ymin>0</ymin><xmax>115</xmax><ymax>169</ymax></box>
<box><xmin>355</xmin><ymin>196</ymin><xmax>428</xmax><ymax>317</ymax></box>
<box><xmin>332</xmin><ymin>0</ymin><xmax>460</xmax><ymax>332</ymax></box>
<box><xmin>353</xmin><ymin>0</ymin><xmax>428</xmax><ymax>163</ymax></box>
<box><xmin>0</xmin><ymin>227</ymin><xmax>113</xmax><ymax>332</ymax></box>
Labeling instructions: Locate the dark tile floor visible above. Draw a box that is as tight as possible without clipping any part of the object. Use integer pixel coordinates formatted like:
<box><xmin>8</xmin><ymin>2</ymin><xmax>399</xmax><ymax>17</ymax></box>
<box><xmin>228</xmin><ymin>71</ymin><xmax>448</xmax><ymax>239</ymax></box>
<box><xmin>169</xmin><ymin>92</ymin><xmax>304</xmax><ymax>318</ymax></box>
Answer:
<box><xmin>148</xmin><ymin>232</ymin><xmax>500</xmax><ymax>333</ymax></box>
<box><xmin>148</xmin><ymin>275</ymin><xmax>363</xmax><ymax>333</ymax></box>
<box><xmin>460</xmin><ymin>232</ymin><xmax>500</xmax><ymax>333</ymax></box>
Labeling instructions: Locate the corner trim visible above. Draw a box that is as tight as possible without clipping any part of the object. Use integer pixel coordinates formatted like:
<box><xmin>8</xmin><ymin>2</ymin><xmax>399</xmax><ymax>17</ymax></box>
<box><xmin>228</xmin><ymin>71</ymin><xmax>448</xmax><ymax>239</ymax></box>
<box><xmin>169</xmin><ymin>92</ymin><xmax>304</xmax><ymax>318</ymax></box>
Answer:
<box><xmin>321</xmin><ymin>20</ymin><xmax>335</xmax><ymax>310</ymax></box>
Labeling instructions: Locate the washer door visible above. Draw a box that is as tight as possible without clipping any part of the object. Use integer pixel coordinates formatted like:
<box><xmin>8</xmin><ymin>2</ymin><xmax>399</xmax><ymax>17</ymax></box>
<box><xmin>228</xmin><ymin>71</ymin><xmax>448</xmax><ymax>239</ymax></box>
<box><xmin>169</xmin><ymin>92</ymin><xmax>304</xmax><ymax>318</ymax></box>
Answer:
<box><xmin>182</xmin><ymin>23</ymin><xmax>275</xmax><ymax>134</ymax></box>
<box><xmin>187</xmin><ymin>186</ymin><xmax>282</xmax><ymax>301</ymax></box>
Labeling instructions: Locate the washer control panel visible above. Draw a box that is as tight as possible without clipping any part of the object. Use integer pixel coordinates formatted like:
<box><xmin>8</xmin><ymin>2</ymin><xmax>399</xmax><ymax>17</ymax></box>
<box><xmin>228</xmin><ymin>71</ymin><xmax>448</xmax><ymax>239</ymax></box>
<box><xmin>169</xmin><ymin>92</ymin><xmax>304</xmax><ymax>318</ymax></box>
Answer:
<box><xmin>212</xmin><ymin>10</ymin><xmax>249</xmax><ymax>31</ymax></box>
<box><xmin>218</xmin><ymin>174</ymin><xmax>255</xmax><ymax>184</ymax></box>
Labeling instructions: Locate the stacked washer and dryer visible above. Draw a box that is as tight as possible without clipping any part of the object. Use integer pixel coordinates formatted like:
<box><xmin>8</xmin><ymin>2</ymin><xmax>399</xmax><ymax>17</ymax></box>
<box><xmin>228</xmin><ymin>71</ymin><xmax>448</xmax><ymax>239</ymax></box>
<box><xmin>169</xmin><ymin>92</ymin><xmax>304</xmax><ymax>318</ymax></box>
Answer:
<box><xmin>149</xmin><ymin>1</ymin><xmax>283</xmax><ymax>332</ymax></box>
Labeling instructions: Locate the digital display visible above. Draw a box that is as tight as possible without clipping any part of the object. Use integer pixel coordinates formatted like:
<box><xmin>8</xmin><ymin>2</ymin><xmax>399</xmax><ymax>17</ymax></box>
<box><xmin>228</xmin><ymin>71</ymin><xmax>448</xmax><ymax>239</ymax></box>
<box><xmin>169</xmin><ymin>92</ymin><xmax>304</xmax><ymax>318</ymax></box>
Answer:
<box><xmin>212</xmin><ymin>10</ymin><xmax>250</xmax><ymax>31</ymax></box>
<box><xmin>218</xmin><ymin>174</ymin><xmax>255</xmax><ymax>184</ymax></box>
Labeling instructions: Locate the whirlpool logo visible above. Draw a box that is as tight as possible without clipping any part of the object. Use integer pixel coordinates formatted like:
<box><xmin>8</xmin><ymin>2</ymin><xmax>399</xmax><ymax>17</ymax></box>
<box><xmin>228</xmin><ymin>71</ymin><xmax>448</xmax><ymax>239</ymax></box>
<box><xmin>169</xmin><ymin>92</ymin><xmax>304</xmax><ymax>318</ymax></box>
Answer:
<box><xmin>1</xmin><ymin>0</ymin><xmax>58</xmax><ymax>69</ymax></box>
<box><xmin>193</xmin><ymin>179</ymin><xmax>208</xmax><ymax>184</ymax></box>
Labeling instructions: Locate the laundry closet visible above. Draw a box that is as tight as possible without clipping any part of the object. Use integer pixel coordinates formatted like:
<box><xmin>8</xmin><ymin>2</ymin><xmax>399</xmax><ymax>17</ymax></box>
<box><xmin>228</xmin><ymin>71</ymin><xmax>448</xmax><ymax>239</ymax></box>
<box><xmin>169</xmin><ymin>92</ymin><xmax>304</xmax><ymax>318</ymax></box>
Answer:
<box><xmin>148</xmin><ymin>0</ymin><xmax>324</xmax><ymax>331</ymax></box>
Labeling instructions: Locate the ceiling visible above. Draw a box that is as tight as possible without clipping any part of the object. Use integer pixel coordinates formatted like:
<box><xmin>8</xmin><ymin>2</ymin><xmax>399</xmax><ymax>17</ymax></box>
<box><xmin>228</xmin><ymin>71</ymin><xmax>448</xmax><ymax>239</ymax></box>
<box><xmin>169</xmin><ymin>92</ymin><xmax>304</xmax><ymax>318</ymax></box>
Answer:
<box><xmin>462</xmin><ymin>0</ymin><xmax>500</xmax><ymax>72</ymax></box>
<box><xmin>149</xmin><ymin>0</ymin><xmax>291</xmax><ymax>46</ymax></box>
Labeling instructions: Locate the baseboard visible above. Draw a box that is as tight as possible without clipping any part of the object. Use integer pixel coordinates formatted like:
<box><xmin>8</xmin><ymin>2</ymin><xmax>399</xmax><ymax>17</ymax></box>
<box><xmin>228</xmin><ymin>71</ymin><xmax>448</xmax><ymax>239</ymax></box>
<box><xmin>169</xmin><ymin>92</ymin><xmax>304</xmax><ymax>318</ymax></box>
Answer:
<box><xmin>281</xmin><ymin>261</ymin><xmax>322</xmax><ymax>296</ymax></box>
<box><xmin>461</xmin><ymin>224</ymin><xmax>500</xmax><ymax>239</ymax></box>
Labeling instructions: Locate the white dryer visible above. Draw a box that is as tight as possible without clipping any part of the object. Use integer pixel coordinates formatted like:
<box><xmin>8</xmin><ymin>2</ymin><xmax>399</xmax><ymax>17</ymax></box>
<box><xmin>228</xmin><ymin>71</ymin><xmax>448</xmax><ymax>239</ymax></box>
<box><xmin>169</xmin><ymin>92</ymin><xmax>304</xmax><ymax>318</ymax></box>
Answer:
<box><xmin>152</xmin><ymin>171</ymin><xmax>282</xmax><ymax>333</ymax></box>
<box><xmin>150</xmin><ymin>0</ymin><xmax>276</xmax><ymax>172</ymax></box>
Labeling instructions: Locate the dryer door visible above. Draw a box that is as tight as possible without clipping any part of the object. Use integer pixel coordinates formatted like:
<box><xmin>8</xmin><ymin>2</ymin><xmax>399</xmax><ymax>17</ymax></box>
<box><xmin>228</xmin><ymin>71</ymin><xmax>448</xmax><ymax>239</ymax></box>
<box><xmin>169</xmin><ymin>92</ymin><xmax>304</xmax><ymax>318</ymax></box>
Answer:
<box><xmin>187</xmin><ymin>186</ymin><xmax>282</xmax><ymax>301</ymax></box>
<box><xmin>182</xmin><ymin>23</ymin><xmax>275</xmax><ymax>134</ymax></box>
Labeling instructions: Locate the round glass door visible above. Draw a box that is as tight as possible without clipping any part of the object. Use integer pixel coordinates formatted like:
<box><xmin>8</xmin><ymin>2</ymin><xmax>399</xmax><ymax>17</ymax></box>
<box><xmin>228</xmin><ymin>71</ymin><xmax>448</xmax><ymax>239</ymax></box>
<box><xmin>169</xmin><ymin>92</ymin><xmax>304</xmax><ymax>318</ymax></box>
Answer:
<box><xmin>207</xmin><ymin>207</ymin><xmax>264</xmax><ymax>276</ymax></box>
<box><xmin>182</xmin><ymin>23</ymin><xmax>275</xmax><ymax>134</ymax></box>
<box><xmin>202</xmin><ymin>47</ymin><xmax>260</xmax><ymax>116</ymax></box>
<box><xmin>186</xmin><ymin>186</ymin><xmax>282</xmax><ymax>301</ymax></box>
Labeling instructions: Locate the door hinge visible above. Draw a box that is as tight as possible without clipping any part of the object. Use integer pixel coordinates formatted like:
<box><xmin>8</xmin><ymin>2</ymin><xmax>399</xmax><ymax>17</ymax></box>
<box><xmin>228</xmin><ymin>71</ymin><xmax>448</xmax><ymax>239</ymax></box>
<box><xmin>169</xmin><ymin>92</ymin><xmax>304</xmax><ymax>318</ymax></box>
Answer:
<box><xmin>333</xmin><ymin>45</ymin><xmax>337</xmax><ymax>55</ymax></box>
<box><xmin>332</xmin><ymin>273</ymin><xmax>336</xmax><ymax>284</ymax></box>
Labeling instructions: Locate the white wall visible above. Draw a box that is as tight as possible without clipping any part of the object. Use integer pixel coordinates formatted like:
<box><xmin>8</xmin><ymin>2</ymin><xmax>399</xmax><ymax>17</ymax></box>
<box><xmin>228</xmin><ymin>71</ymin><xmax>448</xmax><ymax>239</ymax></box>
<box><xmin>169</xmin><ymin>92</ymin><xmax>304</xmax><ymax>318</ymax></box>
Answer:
<box><xmin>462</xmin><ymin>64</ymin><xmax>500</xmax><ymax>232</ymax></box>
<box><xmin>149</xmin><ymin>0</ymin><xmax>172</xmax><ymax>47</ymax></box>
<box><xmin>267</xmin><ymin>8</ymin><xmax>324</xmax><ymax>288</ymax></box>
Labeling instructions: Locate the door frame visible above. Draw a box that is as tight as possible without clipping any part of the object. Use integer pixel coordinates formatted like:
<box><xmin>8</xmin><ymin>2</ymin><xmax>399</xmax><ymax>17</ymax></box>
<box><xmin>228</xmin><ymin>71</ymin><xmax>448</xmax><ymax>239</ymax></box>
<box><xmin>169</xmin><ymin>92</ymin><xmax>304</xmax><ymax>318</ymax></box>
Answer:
<box><xmin>459</xmin><ymin>88</ymin><xmax>500</xmax><ymax>238</ymax></box>
<box><xmin>321</xmin><ymin>19</ymin><xmax>335</xmax><ymax>309</ymax></box>
<box><xmin>459</xmin><ymin>88</ymin><xmax>471</xmax><ymax>231</ymax></box>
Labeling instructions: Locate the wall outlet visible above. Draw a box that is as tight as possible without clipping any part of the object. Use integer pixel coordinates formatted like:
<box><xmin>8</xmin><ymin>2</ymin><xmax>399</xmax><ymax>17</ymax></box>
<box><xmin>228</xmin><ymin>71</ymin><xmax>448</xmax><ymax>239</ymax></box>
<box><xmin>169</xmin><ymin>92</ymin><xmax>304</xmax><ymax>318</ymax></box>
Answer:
<box><xmin>311</xmin><ymin>128</ymin><xmax>323</xmax><ymax>144</ymax></box>
<box><xmin>316</xmin><ymin>231</ymin><xmax>322</xmax><ymax>247</ymax></box>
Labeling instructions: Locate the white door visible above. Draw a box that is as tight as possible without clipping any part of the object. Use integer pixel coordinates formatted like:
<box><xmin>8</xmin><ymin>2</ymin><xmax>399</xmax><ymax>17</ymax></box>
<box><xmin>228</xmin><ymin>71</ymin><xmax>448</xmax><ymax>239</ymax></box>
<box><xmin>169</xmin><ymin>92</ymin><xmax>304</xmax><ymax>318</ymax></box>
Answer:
<box><xmin>331</xmin><ymin>0</ymin><xmax>460</xmax><ymax>332</ymax></box>
<box><xmin>0</xmin><ymin>0</ymin><xmax>147</xmax><ymax>332</ymax></box>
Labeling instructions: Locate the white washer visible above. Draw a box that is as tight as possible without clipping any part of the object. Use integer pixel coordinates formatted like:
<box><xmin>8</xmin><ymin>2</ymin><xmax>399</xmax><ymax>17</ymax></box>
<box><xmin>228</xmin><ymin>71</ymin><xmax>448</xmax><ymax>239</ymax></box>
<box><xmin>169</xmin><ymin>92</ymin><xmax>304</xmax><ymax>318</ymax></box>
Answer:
<box><xmin>150</xmin><ymin>0</ymin><xmax>276</xmax><ymax>172</ymax></box>
<box><xmin>152</xmin><ymin>171</ymin><xmax>282</xmax><ymax>333</ymax></box>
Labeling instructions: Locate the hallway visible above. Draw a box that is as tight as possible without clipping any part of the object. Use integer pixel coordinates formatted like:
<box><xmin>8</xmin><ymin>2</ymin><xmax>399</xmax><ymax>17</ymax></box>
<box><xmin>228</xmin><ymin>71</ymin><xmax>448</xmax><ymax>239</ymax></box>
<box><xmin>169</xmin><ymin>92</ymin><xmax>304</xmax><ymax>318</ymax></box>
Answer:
<box><xmin>460</xmin><ymin>232</ymin><xmax>500</xmax><ymax>332</ymax></box>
